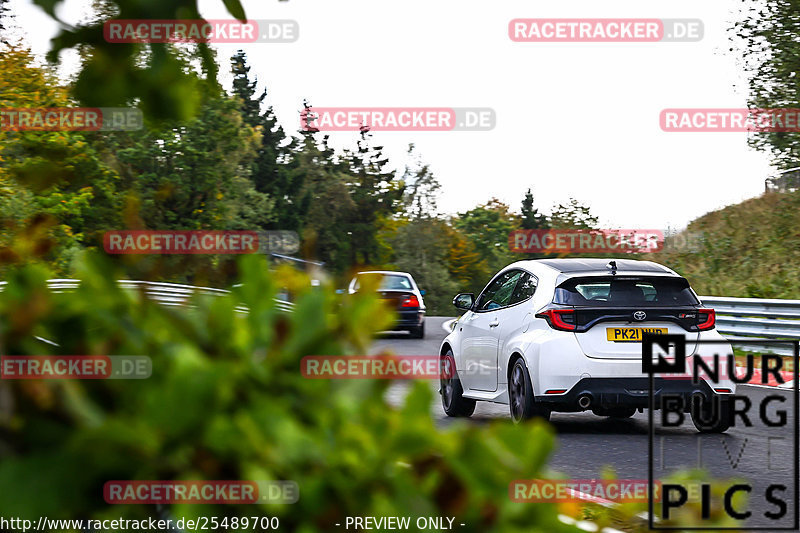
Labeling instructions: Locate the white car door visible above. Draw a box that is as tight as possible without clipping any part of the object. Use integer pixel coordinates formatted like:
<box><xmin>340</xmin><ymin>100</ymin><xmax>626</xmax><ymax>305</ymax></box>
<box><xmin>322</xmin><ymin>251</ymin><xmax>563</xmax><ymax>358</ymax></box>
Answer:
<box><xmin>459</xmin><ymin>270</ymin><xmax>524</xmax><ymax>392</ymax></box>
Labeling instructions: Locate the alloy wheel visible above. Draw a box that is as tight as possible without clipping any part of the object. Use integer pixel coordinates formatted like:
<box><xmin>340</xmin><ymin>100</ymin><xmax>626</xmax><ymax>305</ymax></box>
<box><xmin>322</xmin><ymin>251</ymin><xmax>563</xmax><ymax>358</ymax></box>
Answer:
<box><xmin>440</xmin><ymin>356</ymin><xmax>454</xmax><ymax>409</ymax></box>
<box><xmin>510</xmin><ymin>363</ymin><xmax>525</xmax><ymax>422</ymax></box>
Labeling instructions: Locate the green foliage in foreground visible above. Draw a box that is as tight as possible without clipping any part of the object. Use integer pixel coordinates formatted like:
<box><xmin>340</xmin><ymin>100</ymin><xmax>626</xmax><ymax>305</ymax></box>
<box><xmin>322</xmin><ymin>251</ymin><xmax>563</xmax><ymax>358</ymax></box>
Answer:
<box><xmin>0</xmin><ymin>253</ymin><xmax>569</xmax><ymax>532</ymax></box>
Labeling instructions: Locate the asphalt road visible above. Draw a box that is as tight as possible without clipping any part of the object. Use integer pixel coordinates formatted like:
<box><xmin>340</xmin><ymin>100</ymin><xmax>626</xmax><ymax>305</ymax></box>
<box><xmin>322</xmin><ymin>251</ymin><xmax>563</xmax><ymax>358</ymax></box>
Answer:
<box><xmin>372</xmin><ymin>317</ymin><xmax>799</xmax><ymax>529</ymax></box>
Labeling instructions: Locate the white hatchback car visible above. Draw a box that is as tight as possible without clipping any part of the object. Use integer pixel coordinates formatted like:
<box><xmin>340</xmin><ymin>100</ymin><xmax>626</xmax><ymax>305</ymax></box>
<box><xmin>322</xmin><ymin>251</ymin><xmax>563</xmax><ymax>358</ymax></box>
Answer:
<box><xmin>439</xmin><ymin>258</ymin><xmax>736</xmax><ymax>432</ymax></box>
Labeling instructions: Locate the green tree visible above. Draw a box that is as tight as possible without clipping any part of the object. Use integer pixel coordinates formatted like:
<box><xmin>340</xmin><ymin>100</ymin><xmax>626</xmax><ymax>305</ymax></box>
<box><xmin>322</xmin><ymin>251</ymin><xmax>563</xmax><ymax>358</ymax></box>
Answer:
<box><xmin>453</xmin><ymin>198</ymin><xmax>519</xmax><ymax>275</ymax></box>
<box><xmin>445</xmin><ymin>227</ymin><xmax>491</xmax><ymax>295</ymax></box>
<box><xmin>514</xmin><ymin>189</ymin><xmax>553</xmax><ymax>259</ymax></box>
<box><xmin>520</xmin><ymin>188</ymin><xmax>548</xmax><ymax>230</ymax></box>
<box><xmin>547</xmin><ymin>198</ymin><xmax>598</xmax><ymax>230</ymax></box>
<box><xmin>230</xmin><ymin>51</ymin><xmax>309</xmax><ymax>232</ymax></box>
<box><xmin>0</xmin><ymin>45</ymin><xmax>123</xmax><ymax>275</ymax></box>
<box><xmin>401</xmin><ymin>144</ymin><xmax>440</xmax><ymax>219</ymax></box>
<box><xmin>732</xmin><ymin>0</ymin><xmax>800</xmax><ymax>167</ymax></box>
<box><xmin>296</xmin><ymin>132</ymin><xmax>354</xmax><ymax>272</ymax></box>
<box><xmin>387</xmin><ymin>149</ymin><xmax>457</xmax><ymax>314</ymax></box>
<box><xmin>391</xmin><ymin>218</ymin><xmax>458</xmax><ymax>315</ymax></box>
<box><xmin>107</xmin><ymin>95</ymin><xmax>262</xmax><ymax>231</ymax></box>
<box><xmin>101</xmin><ymin>95</ymin><xmax>266</xmax><ymax>285</ymax></box>
<box><xmin>340</xmin><ymin>131</ymin><xmax>404</xmax><ymax>267</ymax></box>
<box><xmin>230</xmin><ymin>50</ymin><xmax>267</xmax><ymax>127</ymax></box>
<box><xmin>0</xmin><ymin>43</ymin><xmax>277</xmax><ymax>285</ymax></box>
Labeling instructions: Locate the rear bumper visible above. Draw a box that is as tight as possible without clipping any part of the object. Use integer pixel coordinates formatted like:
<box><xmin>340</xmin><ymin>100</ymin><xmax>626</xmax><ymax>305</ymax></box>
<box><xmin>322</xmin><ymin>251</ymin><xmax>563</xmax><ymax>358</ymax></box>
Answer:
<box><xmin>538</xmin><ymin>377</ymin><xmax>728</xmax><ymax>411</ymax></box>
<box><xmin>392</xmin><ymin>309</ymin><xmax>425</xmax><ymax>329</ymax></box>
<box><xmin>522</xmin><ymin>328</ymin><xmax>736</xmax><ymax>398</ymax></box>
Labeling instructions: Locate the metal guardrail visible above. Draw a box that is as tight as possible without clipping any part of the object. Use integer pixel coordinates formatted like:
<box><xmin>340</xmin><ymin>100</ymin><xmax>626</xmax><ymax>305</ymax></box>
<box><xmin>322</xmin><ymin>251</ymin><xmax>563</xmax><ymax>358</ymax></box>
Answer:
<box><xmin>2</xmin><ymin>282</ymin><xmax>797</xmax><ymax>354</ymax></box>
<box><xmin>700</xmin><ymin>296</ymin><xmax>800</xmax><ymax>356</ymax></box>
<box><xmin>0</xmin><ymin>279</ymin><xmax>293</xmax><ymax>315</ymax></box>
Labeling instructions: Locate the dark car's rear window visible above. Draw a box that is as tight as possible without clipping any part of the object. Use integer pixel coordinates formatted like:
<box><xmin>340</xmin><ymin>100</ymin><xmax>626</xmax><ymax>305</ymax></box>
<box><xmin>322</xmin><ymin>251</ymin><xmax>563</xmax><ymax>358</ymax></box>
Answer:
<box><xmin>553</xmin><ymin>276</ymin><xmax>699</xmax><ymax>307</ymax></box>
<box><xmin>354</xmin><ymin>273</ymin><xmax>413</xmax><ymax>291</ymax></box>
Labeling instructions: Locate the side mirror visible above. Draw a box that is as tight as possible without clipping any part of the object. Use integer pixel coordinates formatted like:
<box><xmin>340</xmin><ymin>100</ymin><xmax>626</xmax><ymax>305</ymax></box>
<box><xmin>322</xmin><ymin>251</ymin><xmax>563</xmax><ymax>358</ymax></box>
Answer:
<box><xmin>453</xmin><ymin>293</ymin><xmax>474</xmax><ymax>311</ymax></box>
<box><xmin>420</xmin><ymin>289</ymin><xmax>426</xmax><ymax>296</ymax></box>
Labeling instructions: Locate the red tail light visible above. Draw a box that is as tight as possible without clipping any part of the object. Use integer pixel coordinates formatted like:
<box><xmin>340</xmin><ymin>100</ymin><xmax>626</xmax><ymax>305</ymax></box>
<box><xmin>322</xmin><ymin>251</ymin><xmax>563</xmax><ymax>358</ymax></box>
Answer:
<box><xmin>401</xmin><ymin>295</ymin><xmax>420</xmax><ymax>308</ymax></box>
<box><xmin>697</xmin><ymin>308</ymin><xmax>715</xmax><ymax>330</ymax></box>
<box><xmin>536</xmin><ymin>309</ymin><xmax>576</xmax><ymax>331</ymax></box>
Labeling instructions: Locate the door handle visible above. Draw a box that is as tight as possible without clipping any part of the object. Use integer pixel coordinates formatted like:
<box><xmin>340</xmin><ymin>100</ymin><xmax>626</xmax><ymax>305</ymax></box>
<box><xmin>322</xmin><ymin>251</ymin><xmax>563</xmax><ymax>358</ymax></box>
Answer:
<box><xmin>489</xmin><ymin>318</ymin><xmax>499</xmax><ymax>328</ymax></box>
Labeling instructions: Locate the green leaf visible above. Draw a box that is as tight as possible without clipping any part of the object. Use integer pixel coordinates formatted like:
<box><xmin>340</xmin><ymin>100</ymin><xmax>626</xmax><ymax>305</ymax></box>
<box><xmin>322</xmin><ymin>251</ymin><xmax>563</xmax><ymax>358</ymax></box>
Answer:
<box><xmin>221</xmin><ymin>0</ymin><xmax>247</xmax><ymax>21</ymax></box>
<box><xmin>31</xmin><ymin>0</ymin><xmax>59</xmax><ymax>18</ymax></box>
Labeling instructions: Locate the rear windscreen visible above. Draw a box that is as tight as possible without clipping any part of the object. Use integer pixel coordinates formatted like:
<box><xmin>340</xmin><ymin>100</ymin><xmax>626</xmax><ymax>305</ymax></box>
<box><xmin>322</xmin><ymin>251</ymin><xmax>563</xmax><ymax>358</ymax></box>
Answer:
<box><xmin>354</xmin><ymin>274</ymin><xmax>413</xmax><ymax>291</ymax></box>
<box><xmin>553</xmin><ymin>276</ymin><xmax>699</xmax><ymax>307</ymax></box>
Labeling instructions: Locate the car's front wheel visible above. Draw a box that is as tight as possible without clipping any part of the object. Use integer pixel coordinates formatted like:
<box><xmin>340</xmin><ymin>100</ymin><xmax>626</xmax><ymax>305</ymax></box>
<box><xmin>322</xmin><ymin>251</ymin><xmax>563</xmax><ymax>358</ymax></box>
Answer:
<box><xmin>508</xmin><ymin>358</ymin><xmax>551</xmax><ymax>423</ymax></box>
<box><xmin>440</xmin><ymin>350</ymin><xmax>475</xmax><ymax>417</ymax></box>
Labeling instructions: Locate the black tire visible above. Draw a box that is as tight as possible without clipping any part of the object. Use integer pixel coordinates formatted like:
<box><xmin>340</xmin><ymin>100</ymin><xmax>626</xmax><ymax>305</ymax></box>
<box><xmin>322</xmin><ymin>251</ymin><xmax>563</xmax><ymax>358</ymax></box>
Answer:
<box><xmin>508</xmin><ymin>358</ymin><xmax>551</xmax><ymax>423</ymax></box>
<box><xmin>409</xmin><ymin>322</ymin><xmax>425</xmax><ymax>339</ymax></box>
<box><xmin>592</xmin><ymin>407</ymin><xmax>636</xmax><ymax>419</ymax></box>
<box><xmin>691</xmin><ymin>395</ymin><xmax>732</xmax><ymax>433</ymax></box>
<box><xmin>440</xmin><ymin>350</ymin><xmax>476</xmax><ymax>417</ymax></box>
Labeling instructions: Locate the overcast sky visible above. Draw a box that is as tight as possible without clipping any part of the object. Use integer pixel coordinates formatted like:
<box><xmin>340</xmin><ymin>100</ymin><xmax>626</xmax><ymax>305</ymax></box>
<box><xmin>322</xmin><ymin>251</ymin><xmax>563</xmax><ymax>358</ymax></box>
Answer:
<box><xmin>9</xmin><ymin>0</ymin><xmax>776</xmax><ymax>230</ymax></box>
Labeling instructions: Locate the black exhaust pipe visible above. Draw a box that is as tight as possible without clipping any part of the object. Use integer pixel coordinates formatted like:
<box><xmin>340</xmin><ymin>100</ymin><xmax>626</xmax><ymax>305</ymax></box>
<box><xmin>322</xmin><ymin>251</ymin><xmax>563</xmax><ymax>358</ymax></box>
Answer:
<box><xmin>577</xmin><ymin>393</ymin><xmax>592</xmax><ymax>410</ymax></box>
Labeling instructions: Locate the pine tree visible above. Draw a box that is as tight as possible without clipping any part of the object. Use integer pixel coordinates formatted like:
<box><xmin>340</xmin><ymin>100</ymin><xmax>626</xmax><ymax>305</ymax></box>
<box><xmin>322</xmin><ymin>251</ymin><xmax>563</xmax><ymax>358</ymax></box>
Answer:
<box><xmin>521</xmin><ymin>188</ymin><xmax>547</xmax><ymax>229</ymax></box>
<box><xmin>230</xmin><ymin>51</ymin><xmax>309</xmax><ymax>232</ymax></box>
<box><xmin>341</xmin><ymin>130</ymin><xmax>404</xmax><ymax>266</ymax></box>
<box><xmin>230</xmin><ymin>50</ymin><xmax>264</xmax><ymax>127</ymax></box>
<box><xmin>401</xmin><ymin>144</ymin><xmax>440</xmax><ymax>219</ymax></box>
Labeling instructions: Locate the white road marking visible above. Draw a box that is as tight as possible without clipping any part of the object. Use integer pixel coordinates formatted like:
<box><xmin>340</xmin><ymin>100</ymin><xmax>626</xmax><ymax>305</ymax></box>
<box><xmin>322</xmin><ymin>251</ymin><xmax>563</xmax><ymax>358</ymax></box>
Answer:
<box><xmin>442</xmin><ymin>319</ymin><xmax>456</xmax><ymax>333</ymax></box>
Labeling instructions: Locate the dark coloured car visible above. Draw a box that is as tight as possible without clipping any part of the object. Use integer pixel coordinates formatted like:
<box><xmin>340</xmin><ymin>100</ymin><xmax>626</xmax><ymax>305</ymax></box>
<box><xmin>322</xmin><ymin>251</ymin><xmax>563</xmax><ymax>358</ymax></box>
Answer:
<box><xmin>349</xmin><ymin>271</ymin><xmax>427</xmax><ymax>338</ymax></box>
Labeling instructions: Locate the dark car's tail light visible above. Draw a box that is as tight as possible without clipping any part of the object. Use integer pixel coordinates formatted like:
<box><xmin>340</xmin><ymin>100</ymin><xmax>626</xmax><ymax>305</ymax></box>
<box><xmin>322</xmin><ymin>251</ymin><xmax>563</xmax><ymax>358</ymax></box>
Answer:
<box><xmin>401</xmin><ymin>295</ymin><xmax>420</xmax><ymax>308</ymax></box>
<box><xmin>697</xmin><ymin>308</ymin><xmax>715</xmax><ymax>330</ymax></box>
<box><xmin>536</xmin><ymin>309</ymin><xmax>576</xmax><ymax>331</ymax></box>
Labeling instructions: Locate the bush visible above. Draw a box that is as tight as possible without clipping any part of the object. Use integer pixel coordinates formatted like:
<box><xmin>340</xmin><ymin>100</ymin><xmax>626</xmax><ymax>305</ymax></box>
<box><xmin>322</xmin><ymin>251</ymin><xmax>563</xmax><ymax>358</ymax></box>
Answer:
<box><xmin>0</xmin><ymin>253</ymin><xmax>569</xmax><ymax>532</ymax></box>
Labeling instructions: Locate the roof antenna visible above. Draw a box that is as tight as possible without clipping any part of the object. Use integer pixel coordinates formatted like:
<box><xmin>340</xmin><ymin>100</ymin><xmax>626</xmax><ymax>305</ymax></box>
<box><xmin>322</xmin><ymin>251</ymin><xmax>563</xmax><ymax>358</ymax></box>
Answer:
<box><xmin>607</xmin><ymin>260</ymin><xmax>617</xmax><ymax>275</ymax></box>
